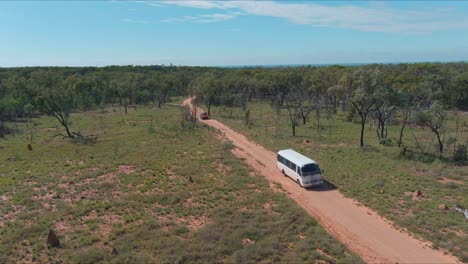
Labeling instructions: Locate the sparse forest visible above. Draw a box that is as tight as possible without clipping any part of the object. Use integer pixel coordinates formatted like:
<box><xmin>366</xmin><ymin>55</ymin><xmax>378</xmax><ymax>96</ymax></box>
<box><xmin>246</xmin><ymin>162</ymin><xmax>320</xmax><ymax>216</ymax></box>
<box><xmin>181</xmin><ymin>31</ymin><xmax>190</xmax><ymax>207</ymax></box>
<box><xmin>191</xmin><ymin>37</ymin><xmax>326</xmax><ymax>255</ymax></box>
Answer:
<box><xmin>2</xmin><ymin>62</ymin><xmax>466</xmax><ymax>161</ymax></box>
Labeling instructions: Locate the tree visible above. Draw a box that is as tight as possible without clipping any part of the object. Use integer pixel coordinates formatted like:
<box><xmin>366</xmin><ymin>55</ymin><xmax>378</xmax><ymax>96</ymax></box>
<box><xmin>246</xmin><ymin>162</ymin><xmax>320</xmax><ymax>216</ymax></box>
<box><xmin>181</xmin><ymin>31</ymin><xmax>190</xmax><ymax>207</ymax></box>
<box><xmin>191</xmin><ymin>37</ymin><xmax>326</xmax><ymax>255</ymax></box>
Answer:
<box><xmin>415</xmin><ymin>101</ymin><xmax>447</xmax><ymax>158</ymax></box>
<box><xmin>298</xmin><ymin>73</ymin><xmax>314</xmax><ymax>126</ymax></box>
<box><xmin>395</xmin><ymin>74</ymin><xmax>434</xmax><ymax>148</ymax></box>
<box><xmin>157</xmin><ymin>73</ymin><xmax>175</xmax><ymax>108</ymax></box>
<box><xmin>113</xmin><ymin>72</ymin><xmax>142</xmax><ymax>114</ymax></box>
<box><xmin>269</xmin><ymin>69</ymin><xmax>292</xmax><ymax>108</ymax></box>
<box><xmin>283</xmin><ymin>70</ymin><xmax>307</xmax><ymax>137</ymax></box>
<box><xmin>327</xmin><ymin>84</ymin><xmax>346</xmax><ymax>114</ymax></box>
<box><xmin>32</xmin><ymin>71</ymin><xmax>76</xmax><ymax>138</ymax></box>
<box><xmin>337</xmin><ymin>72</ymin><xmax>355</xmax><ymax>112</ymax></box>
<box><xmin>372</xmin><ymin>84</ymin><xmax>399</xmax><ymax>140</ymax></box>
<box><xmin>3</xmin><ymin>75</ymin><xmax>34</xmax><ymax>120</ymax></box>
<box><xmin>453</xmin><ymin>72</ymin><xmax>468</xmax><ymax>110</ymax></box>
<box><xmin>348</xmin><ymin>70</ymin><xmax>379</xmax><ymax>147</ymax></box>
<box><xmin>190</xmin><ymin>71</ymin><xmax>220</xmax><ymax>116</ymax></box>
<box><xmin>310</xmin><ymin>67</ymin><xmax>338</xmax><ymax>135</ymax></box>
<box><xmin>64</xmin><ymin>74</ymin><xmax>95</xmax><ymax>111</ymax></box>
<box><xmin>397</xmin><ymin>91</ymin><xmax>412</xmax><ymax>148</ymax></box>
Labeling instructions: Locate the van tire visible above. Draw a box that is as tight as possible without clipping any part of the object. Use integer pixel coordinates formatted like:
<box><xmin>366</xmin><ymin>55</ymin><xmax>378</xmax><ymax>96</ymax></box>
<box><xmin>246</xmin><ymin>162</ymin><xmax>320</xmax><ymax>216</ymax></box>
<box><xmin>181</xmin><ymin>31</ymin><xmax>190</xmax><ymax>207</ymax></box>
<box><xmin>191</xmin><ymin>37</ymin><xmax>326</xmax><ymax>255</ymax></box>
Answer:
<box><xmin>297</xmin><ymin>179</ymin><xmax>303</xmax><ymax>187</ymax></box>
<box><xmin>282</xmin><ymin>169</ymin><xmax>286</xmax><ymax>176</ymax></box>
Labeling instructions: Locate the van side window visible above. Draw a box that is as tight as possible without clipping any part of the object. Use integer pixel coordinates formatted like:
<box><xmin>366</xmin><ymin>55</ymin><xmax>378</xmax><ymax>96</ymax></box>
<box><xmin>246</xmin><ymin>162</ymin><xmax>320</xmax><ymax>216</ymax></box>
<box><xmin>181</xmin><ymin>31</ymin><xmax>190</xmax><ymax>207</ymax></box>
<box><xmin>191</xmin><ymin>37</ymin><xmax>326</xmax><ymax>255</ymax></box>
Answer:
<box><xmin>291</xmin><ymin>163</ymin><xmax>296</xmax><ymax>171</ymax></box>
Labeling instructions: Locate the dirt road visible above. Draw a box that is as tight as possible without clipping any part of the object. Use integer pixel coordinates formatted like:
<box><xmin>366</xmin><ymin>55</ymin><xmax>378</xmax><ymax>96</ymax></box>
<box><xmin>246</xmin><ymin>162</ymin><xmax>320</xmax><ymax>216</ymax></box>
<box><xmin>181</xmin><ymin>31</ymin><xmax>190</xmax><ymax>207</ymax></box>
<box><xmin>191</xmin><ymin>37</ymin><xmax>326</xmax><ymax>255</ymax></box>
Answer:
<box><xmin>184</xmin><ymin>98</ymin><xmax>459</xmax><ymax>264</ymax></box>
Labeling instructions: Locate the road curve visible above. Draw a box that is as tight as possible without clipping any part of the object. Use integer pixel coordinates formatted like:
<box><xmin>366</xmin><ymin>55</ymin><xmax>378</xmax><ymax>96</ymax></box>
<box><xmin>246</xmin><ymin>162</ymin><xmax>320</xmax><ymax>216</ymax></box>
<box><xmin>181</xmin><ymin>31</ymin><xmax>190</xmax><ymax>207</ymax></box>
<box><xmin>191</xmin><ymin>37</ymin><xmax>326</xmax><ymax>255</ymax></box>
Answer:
<box><xmin>184</xmin><ymin>98</ymin><xmax>459</xmax><ymax>264</ymax></box>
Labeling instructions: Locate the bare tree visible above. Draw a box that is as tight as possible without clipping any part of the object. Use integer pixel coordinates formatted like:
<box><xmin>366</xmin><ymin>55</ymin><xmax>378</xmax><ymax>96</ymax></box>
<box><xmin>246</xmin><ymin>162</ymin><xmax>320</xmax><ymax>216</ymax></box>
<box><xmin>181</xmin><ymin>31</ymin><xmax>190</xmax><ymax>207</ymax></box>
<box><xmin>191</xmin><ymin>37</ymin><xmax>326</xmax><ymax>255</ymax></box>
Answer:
<box><xmin>348</xmin><ymin>70</ymin><xmax>379</xmax><ymax>147</ymax></box>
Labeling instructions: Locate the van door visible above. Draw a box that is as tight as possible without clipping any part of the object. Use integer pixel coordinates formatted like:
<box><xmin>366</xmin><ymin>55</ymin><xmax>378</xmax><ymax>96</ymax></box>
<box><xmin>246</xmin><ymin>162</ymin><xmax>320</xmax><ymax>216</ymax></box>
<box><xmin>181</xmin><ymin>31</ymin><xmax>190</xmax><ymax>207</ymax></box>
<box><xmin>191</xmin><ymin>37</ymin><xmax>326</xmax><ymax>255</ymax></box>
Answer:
<box><xmin>296</xmin><ymin>166</ymin><xmax>301</xmax><ymax>181</ymax></box>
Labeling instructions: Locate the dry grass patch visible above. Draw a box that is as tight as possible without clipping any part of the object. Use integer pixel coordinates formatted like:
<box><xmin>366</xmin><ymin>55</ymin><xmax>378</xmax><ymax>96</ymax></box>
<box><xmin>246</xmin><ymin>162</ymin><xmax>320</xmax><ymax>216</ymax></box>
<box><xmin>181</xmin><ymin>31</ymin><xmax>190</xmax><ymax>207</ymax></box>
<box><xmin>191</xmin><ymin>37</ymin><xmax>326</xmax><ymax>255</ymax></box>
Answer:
<box><xmin>316</xmin><ymin>248</ymin><xmax>336</xmax><ymax>262</ymax></box>
<box><xmin>185</xmin><ymin>215</ymin><xmax>212</xmax><ymax>232</ymax></box>
<box><xmin>437</xmin><ymin>177</ymin><xmax>464</xmax><ymax>185</ymax></box>
<box><xmin>181</xmin><ymin>197</ymin><xmax>204</xmax><ymax>208</ymax></box>
<box><xmin>0</xmin><ymin>205</ymin><xmax>25</xmax><ymax>227</ymax></box>
<box><xmin>242</xmin><ymin>238</ymin><xmax>255</xmax><ymax>246</ymax></box>
<box><xmin>118</xmin><ymin>165</ymin><xmax>137</xmax><ymax>175</ymax></box>
<box><xmin>1</xmin><ymin>194</ymin><xmax>10</xmax><ymax>201</ymax></box>
<box><xmin>262</xmin><ymin>201</ymin><xmax>279</xmax><ymax>215</ymax></box>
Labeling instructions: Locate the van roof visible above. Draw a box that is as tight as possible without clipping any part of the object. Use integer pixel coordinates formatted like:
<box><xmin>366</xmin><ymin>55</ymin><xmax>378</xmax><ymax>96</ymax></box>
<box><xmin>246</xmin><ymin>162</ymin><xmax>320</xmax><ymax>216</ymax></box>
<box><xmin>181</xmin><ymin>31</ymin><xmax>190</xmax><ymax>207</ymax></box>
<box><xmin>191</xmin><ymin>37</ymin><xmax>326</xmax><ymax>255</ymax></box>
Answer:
<box><xmin>277</xmin><ymin>149</ymin><xmax>317</xmax><ymax>167</ymax></box>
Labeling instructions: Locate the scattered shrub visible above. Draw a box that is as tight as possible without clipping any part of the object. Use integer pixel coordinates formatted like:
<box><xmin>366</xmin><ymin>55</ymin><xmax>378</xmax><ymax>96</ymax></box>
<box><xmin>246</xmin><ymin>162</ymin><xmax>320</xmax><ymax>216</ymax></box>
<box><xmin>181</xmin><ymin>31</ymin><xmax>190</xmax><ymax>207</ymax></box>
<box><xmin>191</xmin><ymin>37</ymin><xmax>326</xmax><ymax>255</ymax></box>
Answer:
<box><xmin>453</xmin><ymin>144</ymin><xmax>467</xmax><ymax>161</ymax></box>
<box><xmin>379</xmin><ymin>138</ymin><xmax>393</xmax><ymax>146</ymax></box>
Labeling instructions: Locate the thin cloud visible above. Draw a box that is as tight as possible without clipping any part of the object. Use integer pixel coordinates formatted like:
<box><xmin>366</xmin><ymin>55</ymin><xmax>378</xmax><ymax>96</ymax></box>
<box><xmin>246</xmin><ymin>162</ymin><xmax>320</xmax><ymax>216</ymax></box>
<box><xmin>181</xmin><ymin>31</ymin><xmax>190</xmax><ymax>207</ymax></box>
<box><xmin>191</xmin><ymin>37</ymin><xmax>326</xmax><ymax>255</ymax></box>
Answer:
<box><xmin>157</xmin><ymin>0</ymin><xmax>225</xmax><ymax>9</ymax></box>
<box><xmin>162</xmin><ymin>12</ymin><xmax>241</xmax><ymax>23</ymax></box>
<box><xmin>150</xmin><ymin>0</ymin><xmax>468</xmax><ymax>33</ymax></box>
<box><xmin>121</xmin><ymin>18</ymin><xmax>149</xmax><ymax>24</ymax></box>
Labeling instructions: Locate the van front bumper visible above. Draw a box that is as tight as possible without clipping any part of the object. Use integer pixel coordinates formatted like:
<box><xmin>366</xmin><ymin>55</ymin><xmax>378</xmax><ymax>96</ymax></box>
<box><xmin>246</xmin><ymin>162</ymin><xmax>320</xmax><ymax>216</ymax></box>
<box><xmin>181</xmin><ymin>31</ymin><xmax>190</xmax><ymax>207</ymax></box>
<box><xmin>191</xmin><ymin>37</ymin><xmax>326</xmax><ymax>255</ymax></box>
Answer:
<box><xmin>302</xmin><ymin>179</ymin><xmax>323</xmax><ymax>187</ymax></box>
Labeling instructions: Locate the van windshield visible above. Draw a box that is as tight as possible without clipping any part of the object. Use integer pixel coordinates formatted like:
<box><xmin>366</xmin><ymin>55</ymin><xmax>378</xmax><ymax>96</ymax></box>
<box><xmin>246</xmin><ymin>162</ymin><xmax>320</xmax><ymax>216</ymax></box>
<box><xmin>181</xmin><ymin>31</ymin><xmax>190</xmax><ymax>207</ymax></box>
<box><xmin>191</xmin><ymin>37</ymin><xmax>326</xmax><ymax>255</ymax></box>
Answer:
<box><xmin>301</xmin><ymin>164</ymin><xmax>320</xmax><ymax>176</ymax></box>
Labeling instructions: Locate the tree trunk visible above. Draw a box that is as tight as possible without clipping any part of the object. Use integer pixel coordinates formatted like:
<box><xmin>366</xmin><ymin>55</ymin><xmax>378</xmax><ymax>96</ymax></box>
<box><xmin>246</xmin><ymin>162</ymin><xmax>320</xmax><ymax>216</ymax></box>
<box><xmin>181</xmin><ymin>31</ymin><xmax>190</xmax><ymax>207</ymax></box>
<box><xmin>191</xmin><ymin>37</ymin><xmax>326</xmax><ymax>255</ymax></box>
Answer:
<box><xmin>332</xmin><ymin>96</ymin><xmax>338</xmax><ymax>114</ymax></box>
<box><xmin>206</xmin><ymin>103</ymin><xmax>211</xmax><ymax>116</ymax></box>
<box><xmin>301</xmin><ymin>108</ymin><xmax>308</xmax><ymax>125</ymax></box>
<box><xmin>292</xmin><ymin>120</ymin><xmax>296</xmax><ymax>137</ymax></box>
<box><xmin>376</xmin><ymin>120</ymin><xmax>381</xmax><ymax>140</ymax></box>
<box><xmin>0</xmin><ymin>120</ymin><xmax>5</xmax><ymax>137</ymax></box>
<box><xmin>248</xmin><ymin>89</ymin><xmax>253</xmax><ymax>102</ymax></box>
<box><xmin>380</xmin><ymin>119</ymin><xmax>385</xmax><ymax>139</ymax></box>
<box><xmin>409</xmin><ymin>126</ymin><xmax>424</xmax><ymax>154</ymax></box>
<box><xmin>434</xmin><ymin>129</ymin><xmax>444</xmax><ymax>159</ymax></box>
<box><xmin>360</xmin><ymin>114</ymin><xmax>366</xmax><ymax>147</ymax></box>
<box><xmin>64</xmin><ymin>123</ymin><xmax>73</xmax><ymax>138</ymax></box>
<box><xmin>398</xmin><ymin>111</ymin><xmax>409</xmax><ymax>147</ymax></box>
<box><xmin>316</xmin><ymin>108</ymin><xmax>321</xmax><ymax>136</ymax></box>
<box><xmin>54</xmin><ymin>112</ymin><xmax>73</xmax><ymax>138</ymax></box>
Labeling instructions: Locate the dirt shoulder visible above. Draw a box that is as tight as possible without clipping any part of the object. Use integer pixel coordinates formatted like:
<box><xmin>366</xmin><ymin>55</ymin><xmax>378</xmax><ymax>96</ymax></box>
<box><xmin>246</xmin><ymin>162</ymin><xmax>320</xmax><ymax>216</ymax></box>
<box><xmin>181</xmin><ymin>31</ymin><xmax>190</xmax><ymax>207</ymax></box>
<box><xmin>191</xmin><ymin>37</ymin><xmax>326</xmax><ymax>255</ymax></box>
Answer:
<box><xmin>185</xmin><ymin>97</ymin><xmax>460</xmax><ymax>264</ymax></box>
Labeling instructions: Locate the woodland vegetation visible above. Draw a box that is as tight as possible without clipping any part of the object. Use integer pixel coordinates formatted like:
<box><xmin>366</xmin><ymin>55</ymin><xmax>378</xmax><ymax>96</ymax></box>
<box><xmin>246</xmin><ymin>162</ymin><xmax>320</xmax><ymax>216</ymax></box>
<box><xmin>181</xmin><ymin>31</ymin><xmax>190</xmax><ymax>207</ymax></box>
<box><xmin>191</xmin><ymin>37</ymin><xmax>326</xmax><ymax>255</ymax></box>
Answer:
<box><xmin>1</xmin><ymin>62</ymin><xmax>467</xmax><ymax>161</ymax></box>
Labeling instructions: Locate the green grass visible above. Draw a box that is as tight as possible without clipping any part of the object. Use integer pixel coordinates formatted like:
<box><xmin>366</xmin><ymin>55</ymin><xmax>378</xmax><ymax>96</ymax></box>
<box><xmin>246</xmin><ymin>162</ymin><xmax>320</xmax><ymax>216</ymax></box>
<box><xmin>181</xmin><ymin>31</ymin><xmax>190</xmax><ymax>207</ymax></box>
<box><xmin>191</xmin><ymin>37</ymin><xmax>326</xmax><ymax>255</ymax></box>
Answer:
<box><xmin>0</xmin><ymin>103</ymin><xmax>361</xmax><ymax>263</ymax></box>
<box><xmin>211</xmin><ymin>101</ymin><xmax>468</xmax><ymax>262</ymax></box>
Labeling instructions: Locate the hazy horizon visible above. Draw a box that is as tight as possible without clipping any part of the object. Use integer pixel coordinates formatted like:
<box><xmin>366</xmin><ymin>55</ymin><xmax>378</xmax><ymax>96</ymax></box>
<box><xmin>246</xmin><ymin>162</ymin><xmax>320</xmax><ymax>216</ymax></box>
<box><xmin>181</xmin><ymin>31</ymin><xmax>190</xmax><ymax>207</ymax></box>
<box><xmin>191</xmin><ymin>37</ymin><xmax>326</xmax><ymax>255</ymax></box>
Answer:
<box><xmin>2</xmin><ymin>60</ymin><xmax>467</xmax><ymax>69</ymax></box>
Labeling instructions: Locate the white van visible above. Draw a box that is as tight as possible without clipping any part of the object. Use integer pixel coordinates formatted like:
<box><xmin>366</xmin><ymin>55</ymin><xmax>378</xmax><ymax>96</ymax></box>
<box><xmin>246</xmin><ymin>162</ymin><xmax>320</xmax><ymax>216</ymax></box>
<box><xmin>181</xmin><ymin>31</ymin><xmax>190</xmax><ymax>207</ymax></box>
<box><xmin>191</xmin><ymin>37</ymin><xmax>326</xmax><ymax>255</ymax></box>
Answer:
<box><xmin>277</xmin><ymin>149</ymin><xmax>323</xmax><ymax>187</ymax></box>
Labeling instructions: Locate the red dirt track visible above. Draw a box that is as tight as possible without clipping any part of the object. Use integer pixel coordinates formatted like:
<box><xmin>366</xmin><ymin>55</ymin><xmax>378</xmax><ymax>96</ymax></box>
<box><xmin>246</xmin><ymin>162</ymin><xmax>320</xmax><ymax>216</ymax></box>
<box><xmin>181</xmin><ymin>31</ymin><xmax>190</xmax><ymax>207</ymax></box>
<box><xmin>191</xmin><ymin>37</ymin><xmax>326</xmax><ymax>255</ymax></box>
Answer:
<box><xmin>184</xmin><ymin>98</ymin><xmax>459</xmax><ymax>264</ymax></box>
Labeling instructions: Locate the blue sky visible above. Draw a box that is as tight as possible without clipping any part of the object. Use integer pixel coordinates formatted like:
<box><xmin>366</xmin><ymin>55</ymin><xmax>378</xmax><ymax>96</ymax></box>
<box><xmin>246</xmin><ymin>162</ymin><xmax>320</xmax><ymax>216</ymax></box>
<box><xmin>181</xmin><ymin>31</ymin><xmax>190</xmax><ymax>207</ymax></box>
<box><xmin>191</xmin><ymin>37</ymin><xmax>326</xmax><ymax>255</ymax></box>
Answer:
<box><xmin>1</xmin><ymin>0</ymin><xmax>468</xmax><ymax>67</ymax></box>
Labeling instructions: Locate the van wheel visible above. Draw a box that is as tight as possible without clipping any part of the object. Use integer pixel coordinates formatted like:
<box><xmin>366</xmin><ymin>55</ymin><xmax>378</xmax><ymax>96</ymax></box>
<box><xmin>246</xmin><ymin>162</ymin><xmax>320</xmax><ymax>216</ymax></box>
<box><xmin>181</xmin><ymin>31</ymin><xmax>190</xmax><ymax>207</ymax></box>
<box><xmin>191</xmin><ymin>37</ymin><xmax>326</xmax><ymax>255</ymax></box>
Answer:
<box><xmin>297</xmin><ymin>179</ymin><xmax>303</xmax><ymax>187</ymax></box>
<box><xmin>281</xmin><ymin>169</ymin><xmax>286</xmax><ymax>176</ymax></box>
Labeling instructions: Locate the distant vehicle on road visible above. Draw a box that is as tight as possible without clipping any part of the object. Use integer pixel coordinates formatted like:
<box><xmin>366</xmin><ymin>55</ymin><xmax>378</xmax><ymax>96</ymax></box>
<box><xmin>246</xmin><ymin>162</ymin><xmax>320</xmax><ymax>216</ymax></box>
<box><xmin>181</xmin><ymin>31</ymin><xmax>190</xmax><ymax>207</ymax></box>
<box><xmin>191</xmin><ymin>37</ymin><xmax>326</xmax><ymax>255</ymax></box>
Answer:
<box><xmin>200</xmin><ymin>111</ymin><xmax>209</xmax><ymax>120</ymax></box>
<box><xmin>277</xmin><ymin>149</ymin><xmax>323</xmax><ymax>187</ymax></box>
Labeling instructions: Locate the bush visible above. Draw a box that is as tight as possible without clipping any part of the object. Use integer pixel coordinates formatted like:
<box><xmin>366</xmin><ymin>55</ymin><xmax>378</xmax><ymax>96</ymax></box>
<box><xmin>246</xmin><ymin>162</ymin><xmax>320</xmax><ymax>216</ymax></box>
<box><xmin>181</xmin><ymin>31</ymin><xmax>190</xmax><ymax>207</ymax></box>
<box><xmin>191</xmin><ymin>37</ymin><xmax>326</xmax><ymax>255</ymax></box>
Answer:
<box><xmin>399</xmin><ymin>146</ymin><xmax>408</xmax><ymax>157</ymax></box>
<box><xmin>223</xmin><ymin>141</ymin><xmax>235</xmax><ymax>151</ymax></box>
<box><xmin>346</xmin><ymin>108</ymin><xmax>356</xmax><ymax>122</ymax></box>
<box><xmin>453</xmin><ymin>144</ymin><xmax>467</xmax><ymax>161</ymax></box>
<box><xmin>379</xmin><ymin>138</ymin><xmax>393</xmax><ymax>146</ymax></box>
<box><xmin>0</xmin><ymin>120</ymin><xmax>12</xmax><ymax>137</ymax></box>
